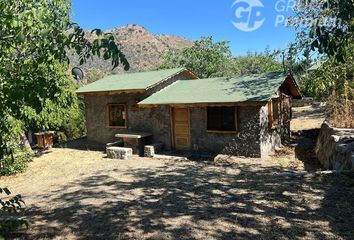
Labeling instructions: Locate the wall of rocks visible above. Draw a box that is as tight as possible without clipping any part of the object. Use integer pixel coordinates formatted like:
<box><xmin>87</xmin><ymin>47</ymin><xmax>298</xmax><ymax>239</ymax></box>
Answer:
<box><xmin>316</xmin><ymin>121</ymin><xmax>354</xmax><ymax>171</ymax></box>
<box><xmin>190</xmin><ymin>106</ymin><xmax>262</xmax><ymax>158</ymax></box>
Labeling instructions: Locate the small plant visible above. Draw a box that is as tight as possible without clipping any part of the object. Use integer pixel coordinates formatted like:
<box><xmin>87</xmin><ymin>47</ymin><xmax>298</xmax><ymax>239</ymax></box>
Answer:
<box><xmin>0</xmin><ymin>187</ymin><xmax>27</xmax><ymax>238</ymax></box>
<box><xmin>0</xmin><ymin>150</ymin><xmax>32</xmax><ymax>176</ymax></box>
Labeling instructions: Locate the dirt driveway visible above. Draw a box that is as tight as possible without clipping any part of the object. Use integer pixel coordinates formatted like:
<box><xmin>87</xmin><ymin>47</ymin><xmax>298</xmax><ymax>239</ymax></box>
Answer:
<box><xmin>1</xmin><ymin>148</ymin><xmax>353</xmax><ymax>240</ymax></box>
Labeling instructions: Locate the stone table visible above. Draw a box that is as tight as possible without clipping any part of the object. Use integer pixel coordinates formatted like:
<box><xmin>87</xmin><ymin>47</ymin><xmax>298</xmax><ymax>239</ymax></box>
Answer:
<box><xmin>115</xmin><ymin>132</ymin><xmax>153</xmax><ymax>156</ymax></box>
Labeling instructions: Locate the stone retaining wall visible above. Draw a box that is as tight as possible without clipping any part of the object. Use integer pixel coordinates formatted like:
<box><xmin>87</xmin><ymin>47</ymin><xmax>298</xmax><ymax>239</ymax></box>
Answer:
<box><xmin>315</xmin><ymin>121</ymin><xmax>354</xmax><ymax>171</ymax></box>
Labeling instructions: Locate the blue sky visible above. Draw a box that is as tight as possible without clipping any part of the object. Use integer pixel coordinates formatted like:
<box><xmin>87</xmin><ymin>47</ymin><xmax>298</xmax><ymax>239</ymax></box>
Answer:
<box><xmin>71</xmin><ymin>0</ymin><xmax>296</xmax><ymax>56</ymax></box>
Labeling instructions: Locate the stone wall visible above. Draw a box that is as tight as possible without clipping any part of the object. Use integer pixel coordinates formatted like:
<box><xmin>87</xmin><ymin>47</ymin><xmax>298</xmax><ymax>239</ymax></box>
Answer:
<box><xmin>189</xmin><ymin>106</ymin><xmax>262</xmax><ymax>158</ymax></box>
<box><xmin>316</xmin><ymin>121</ymin><xmax>354</xmax><ymax>171</ymax></box>
<box><xmin>84</xmin><ymin>71</ymin><xmax>193</xmax><ymax>148</ymax></box>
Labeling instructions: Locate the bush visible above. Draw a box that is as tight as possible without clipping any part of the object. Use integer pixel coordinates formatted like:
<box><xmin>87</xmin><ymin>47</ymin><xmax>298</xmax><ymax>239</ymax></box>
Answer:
<box><xmin>0</xmin><ymin>150</ymin><xmax>32</xmax><ymax>176</ymax></box>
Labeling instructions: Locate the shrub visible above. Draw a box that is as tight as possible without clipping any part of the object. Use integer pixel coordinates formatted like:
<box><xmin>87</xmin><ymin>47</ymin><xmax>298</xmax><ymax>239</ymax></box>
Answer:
<box><xmin>0</xmin><ymin>150</ymin><xmax>32</xmax><ymax>176</ymax></box>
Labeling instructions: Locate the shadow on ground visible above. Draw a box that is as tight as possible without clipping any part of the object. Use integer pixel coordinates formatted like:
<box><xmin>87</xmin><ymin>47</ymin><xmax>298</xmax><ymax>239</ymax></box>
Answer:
<box><xmin>54</xmin><ymin>137</ymin><xmax>106</xmax><ymax>151</ymax></box>
<box><xmin>293</xmin><ymin>129</ymin><xmax>323</xmax><ymax>171</ymax></box>
<box><xmin>20</xmin><ymin>161</ymin><xmax>354</xmax><ymax>240</ymax></box>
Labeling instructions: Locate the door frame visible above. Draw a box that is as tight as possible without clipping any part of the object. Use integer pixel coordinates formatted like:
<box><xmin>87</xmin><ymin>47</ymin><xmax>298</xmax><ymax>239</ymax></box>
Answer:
<box><xmin>170</xmin><ymin>106</ymin><xmax>191</xmax><ymax>150</ymax></box>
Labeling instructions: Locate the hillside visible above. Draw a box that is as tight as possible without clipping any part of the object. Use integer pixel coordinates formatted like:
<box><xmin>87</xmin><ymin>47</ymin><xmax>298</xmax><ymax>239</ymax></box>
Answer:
<box><xmin>68</xmin><ymin>24</ymin><xmax>193</xmax><ymax>74</ymax></box>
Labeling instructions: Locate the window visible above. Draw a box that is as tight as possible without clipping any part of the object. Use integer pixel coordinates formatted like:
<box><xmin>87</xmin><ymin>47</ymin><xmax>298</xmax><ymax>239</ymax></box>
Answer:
<box><xmin>268</xmin><ymin>98</ymin><xmax>280</xmax><ymax>128</ymax></box>
<box><xmin>108</xmin><ymin>104</ymin><xmax>127</xmax><ymax>128</ymax></box>
<box><xmin>207</xmin><ymin>107</ymin><xmax>237</xmax><ymax>132</ymax></box>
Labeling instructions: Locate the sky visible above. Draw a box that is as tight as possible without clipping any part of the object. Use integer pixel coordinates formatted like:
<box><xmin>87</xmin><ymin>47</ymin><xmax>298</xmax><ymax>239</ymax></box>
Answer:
<box><xmin>71</xmin><ymin>0</ymin><xmax>297</xmax><ymax>56</ymax></box>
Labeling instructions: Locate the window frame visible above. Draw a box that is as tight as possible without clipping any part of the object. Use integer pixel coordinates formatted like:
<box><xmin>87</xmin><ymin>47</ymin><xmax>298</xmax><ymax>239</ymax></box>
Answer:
<box><xmin>268</xmin><ymin>98</ymin><xmax>280</xmax><ymax>129</ymax></box>
<box><xmin>206</xmin><ymin>106</ymin><xmax>238</xmax><ymax>134</ymax></box>
<box><xmin>107</xmin><ymin>103</ymin><xmax>128</xmax><ymax>129</ymax></box>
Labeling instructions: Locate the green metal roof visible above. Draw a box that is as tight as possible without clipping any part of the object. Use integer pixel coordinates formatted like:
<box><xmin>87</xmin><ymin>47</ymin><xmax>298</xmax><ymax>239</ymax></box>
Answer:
<box><xmin>138</xmin><ymin>72</ymin><xmax>287</xmax><ymax>105</ymax></box>
<box><xmin>77</xmin><ymin>68</ymin><xmax>186</xmax><ymax>94</ymax></box>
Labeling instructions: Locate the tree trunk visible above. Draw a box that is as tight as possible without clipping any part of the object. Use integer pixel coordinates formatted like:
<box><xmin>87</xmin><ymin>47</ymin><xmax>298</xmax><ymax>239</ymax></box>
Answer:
<box><xmin>20</xmin><ymin>133</ymin><xmax>32</xmax><ymax>151</ymax></box>
<box><xmin>0</xmin><ymin>145</ymin><xmax>4</xmax><ymax>169</ymax></box>
<box><xmin>0</xmin><ymin>132</ymin><xmax>3</xmax><ymax>168</ymax></box>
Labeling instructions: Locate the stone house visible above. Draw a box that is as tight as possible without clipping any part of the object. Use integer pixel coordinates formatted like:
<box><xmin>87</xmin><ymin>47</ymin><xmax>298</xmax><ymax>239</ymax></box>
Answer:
<box><xmin>77</xmin><ymin>68</ymin><xmax>301</xmax><ymax>159</ymax></box>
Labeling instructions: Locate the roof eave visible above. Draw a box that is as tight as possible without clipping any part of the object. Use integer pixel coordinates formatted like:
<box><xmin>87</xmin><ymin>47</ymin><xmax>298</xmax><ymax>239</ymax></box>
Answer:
<box><xmin>138</xmin><ymin>101</ymin><xmax>268</xmax><ymax>108</ymax></box>
<box><xmin>76</xmin><ymin>89</ymin><xmax>146</xmax><ymax>96</ymax></box>
<box><xmin>287</xmin><ymin>73</ymin><xmax>302</xmax><ymax>99</ymax></box>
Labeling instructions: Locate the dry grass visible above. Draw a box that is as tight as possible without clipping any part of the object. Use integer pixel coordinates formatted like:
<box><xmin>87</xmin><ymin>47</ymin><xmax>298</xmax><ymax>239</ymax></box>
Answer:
<box><xmin>329</xmin><ymin>103</ymin><xmax>354</xmax><ymax>129</ymax></box>
<box><xmin>1</xmin><ymin>148</ymin><xmax>353</xmax><ymax>240</ymax></box>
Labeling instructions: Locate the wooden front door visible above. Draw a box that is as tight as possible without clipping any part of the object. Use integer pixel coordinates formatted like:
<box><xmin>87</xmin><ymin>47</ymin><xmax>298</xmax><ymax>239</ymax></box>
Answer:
<box><xmin>171</xmin><ymin>107</ymin><xmax>191</xmax><ymax>150</ymax></box>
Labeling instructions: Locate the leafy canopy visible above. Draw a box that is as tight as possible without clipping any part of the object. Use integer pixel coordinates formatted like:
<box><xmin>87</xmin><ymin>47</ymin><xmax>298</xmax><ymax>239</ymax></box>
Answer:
<box><xmin>160</xmin><ymin>36</ymin><xmax>283</xmax><ymax>78</ymax></box>
<box><xmin>0</xmin><ymin>0</ymin><xmax>129</xmax><ymax>159</ymax></box>
<box><xmin>289</xmin><ymin>0</ymin><xmax>354</xmax><ymax>62</ymax></box>
<box><xmin>233</xmin><ymin>49</ymin><xmax>283</xmax><ymax>75</ymax></box>
<box><xmin>160</xmin><ymin>36</ymin><xmax>235</xmax><ymax>78</ymax></box>
<box><xmin>288</xmin><ymin>0</ymin><xmax>353</xmax><ymax>127</ymax></box>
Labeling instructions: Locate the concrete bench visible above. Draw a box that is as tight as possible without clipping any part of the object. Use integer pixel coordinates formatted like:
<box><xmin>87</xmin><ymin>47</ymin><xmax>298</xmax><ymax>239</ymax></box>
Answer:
<box><xmin>144</xmin><ymin>142</ymin><xmax>164</xmax><ymax>158</ymax></box>
<box><xmin>106</xmin><ymin>147</ymin><xmax>132</xmax><ymax>160</ymax></box>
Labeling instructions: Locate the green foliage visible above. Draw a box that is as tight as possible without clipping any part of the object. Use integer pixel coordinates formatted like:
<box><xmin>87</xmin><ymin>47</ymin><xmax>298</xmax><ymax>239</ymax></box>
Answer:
<box><xmin>233</xmin><ymin>49</ymin><xmax>283</xmax><ymax>75</ymax></box>
<box><xmin>0</xmin><ymin>149</ymin><xmax>32</xmax><ymax>176</ymax></box>
<box><xmin>0</xmin><ymin>188</ymin><xmax>27</xmax><ymax>237</ymax></box>
<box><xmin>297</xmin><ymin>44</ymin><xmax>354</xmax><ymax>127</ymax></box>
<box><xmin>300</xmin><ymin>44</ymin><xmax>354</xmax><ymax>100</ymax></box>
<box><xmin>288</xmin><ymin>0</ymin><xmax>354</xmax><ymax>128</ymax></box>
<box><xmin>160</xmin><ymin>36</ymin><xmax>283</xmax><ymax>78</ymax></box>
<box><xmin>289</xmin><ymin>0</ymin><xmax>354</xmax><ymax>62</ymax></box>
<box><xmin>0</xmin><ymin>0</ymin><xmax>129</xmax><ymax>167</ymax></box>
<box><xmin>160</xmin><ymin>36</ymin><xmax>235</xmax><ymax>78</ymax></box>
<box><xmin>85</xmin><ymin>68</ymin><xmax>107</xmax><ymax>84</ymax></box>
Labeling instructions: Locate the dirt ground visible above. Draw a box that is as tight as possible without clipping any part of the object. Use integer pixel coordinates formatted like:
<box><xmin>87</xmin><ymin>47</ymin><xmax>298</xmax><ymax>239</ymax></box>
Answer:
<box><xmin>291</xmin><ymin>105</ymin><xmax>327</xmax><ymax>131</ymax></box>
<box><xmin>1</xmin><ymin>147</ymin><xmax>353</xmax><ymax>240</ymax></box>
<box><xmin>1</xmin><ymin>105</ymin><xmax>353</xmax><ymax>240</ymax></box>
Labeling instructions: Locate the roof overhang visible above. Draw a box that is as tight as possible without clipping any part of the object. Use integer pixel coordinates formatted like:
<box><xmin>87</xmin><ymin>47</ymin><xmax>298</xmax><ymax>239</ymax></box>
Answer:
<box><xmin>283</xmin><ymin>74</ymin><xmax>302</xmax><ymax>99</ymax></box>
<box><xmin>76</xmin><ymin>68</ymin><xmax>198</xmax><ymax>96</ymax></box>
<box><xmin>139</xmin><ymin>101</ymin><xmax>268</xmax><ymax>108</ymax></box>
<box><xmin>77</xmin><ymin>89</ymin><xmax>145</xmax><ymax>96</ymax></box>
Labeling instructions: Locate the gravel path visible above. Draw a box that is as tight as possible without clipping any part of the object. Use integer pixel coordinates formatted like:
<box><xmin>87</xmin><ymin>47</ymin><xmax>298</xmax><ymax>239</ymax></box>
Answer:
<box><xmin>0</xmin><ymin>148</ymin><xmax>353</xmax><ymax>240</ymax></box>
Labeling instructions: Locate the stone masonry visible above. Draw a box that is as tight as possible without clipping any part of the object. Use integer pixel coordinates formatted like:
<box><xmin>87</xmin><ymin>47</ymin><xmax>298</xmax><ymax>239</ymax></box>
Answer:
<box><xmin>316</xmin><ymin>121</ymin><xmax>354</xmax><ymax>171</ymax></box>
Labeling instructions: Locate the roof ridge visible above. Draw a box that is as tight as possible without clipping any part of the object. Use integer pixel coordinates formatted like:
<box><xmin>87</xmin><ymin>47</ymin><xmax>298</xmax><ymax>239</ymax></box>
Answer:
<box><xmin>112</xmin><ymin>67</ymin><xmax>185</xmax><ymax>76</ymax></box>
<box><xmin>76</xmin><ymin>67</ymin><xmax>189</xmax><ymax>95</ymax></box>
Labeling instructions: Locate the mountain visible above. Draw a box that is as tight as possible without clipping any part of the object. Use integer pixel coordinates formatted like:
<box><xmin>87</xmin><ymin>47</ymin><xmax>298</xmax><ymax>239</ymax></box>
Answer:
<box><xmin>68</xmin><ymin>24</ymin><xmax>193</xmax><ymax>74</ymax></box>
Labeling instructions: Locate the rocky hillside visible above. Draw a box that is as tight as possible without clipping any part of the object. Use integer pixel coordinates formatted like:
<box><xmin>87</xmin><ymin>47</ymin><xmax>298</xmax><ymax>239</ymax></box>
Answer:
<box><xmin>68</xmin><ymin>24</ymin><xmax>193</xmax><ymax>74</ymax></box>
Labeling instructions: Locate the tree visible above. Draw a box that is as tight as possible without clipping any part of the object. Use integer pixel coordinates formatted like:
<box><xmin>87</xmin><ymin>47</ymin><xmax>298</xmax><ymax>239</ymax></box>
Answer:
<box><xmin>160</xmin><ymin>36</ymin><xmax>235</xmax><ymax>78</ymax></box>
<box><xmin>233</xmin><ymin>49</ymin><xmax>283</xmax><ymax>75</ymax></box>
<box><xmin>289</xmin><ymin>0</ymin><xmax>354</xmax><ymax>62</ymax></box>
<box><xmin>85</xmin><ymin>68</ymin><xmax>107</xmax><ymax>84</ymax></box>
<box><xmin>0</xmin><ymin>1</ymin><xmax>129</xmax><ymax>167</ymax></box>
<box><xmin>160</xmin><ymin>37</ymin><xmax>284</xmax><ymax>78</ymax></box>
<box><xmin>289</xmin><ymin>0</ymin><xmax>354</xmax><ymax>127</ymax></box>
